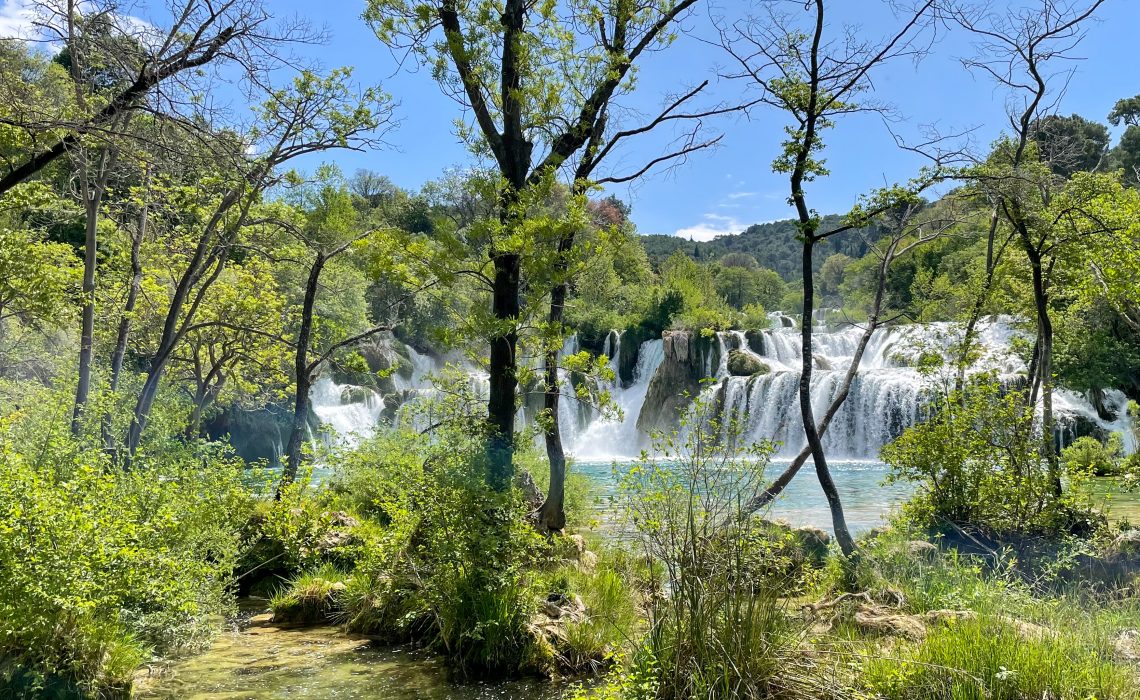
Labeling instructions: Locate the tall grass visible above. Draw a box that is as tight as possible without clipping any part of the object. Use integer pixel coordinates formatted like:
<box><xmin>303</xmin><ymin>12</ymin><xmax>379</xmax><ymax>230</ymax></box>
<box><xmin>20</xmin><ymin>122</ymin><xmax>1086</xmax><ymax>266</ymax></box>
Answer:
<box><xmin>862</xmin><ymin>614</ymin><xmax>1138</xmax><ymax>700</ymax></box>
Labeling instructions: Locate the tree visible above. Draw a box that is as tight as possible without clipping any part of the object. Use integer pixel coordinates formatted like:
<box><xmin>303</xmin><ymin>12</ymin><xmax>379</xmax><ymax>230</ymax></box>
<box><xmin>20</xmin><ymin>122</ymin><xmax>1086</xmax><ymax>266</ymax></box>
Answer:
<box><xmin>0</xmin><ymin>0</ymin><xmax>315</xmax><ymax>197</ymax></box>
<box><xmin>818</xmin><ymin>253</ymin><xmax>852</xmax><ymax>305</ymax></box>
<box><xmin>722</xmin><ymin>0</ymin><xmax>940</xmax><ymax>556</ymax></box>
<box><xmin>1109</xmin><ymin>95</ymin><xmax>1140</xmax><ymax>186</ymax></box>
<box><xmin>714</xmin><ymin>265</ymin><xmax>758</xmax><ymax>310</ymax></box>
<box><xmin>950</xmin><ymin>0</ymin><xmax>1109</xmax><ymax>495</ymax></box>
<box><xmin>366</xmin><ymin>0</ymin><xmax>703</xmax><ymax>493</ymax></box>
<box><xmin>746</xmin><ymin>191</ymin><xmax>959</xmax><ymax>516</ymax></box>
<box><xmin>1031</xmin><ymin>114</ymin><xmax>1110</xmax><ymax>178</ymax></box>
<box><xmin>168</xmin><ymin>259</ymin><xmax>289</xmax><ymax>439</ymax></box>
<box><xmin>276</xmin><ymin>183</ymin><xmax>402</xmax><ymax>486</ymax></box>
<box><xmin>122</xmin><ymin>69</ymin><xmax>390</xmax><ymax>462</ymax></box>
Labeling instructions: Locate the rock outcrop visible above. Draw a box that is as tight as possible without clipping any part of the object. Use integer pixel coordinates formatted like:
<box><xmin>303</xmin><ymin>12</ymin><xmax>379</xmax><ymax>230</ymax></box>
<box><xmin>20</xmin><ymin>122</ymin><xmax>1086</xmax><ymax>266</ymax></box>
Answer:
<box><xmin>636</xmin><ymin>330</ymin><xmax>719</xmax><ymax>433</ymax></box>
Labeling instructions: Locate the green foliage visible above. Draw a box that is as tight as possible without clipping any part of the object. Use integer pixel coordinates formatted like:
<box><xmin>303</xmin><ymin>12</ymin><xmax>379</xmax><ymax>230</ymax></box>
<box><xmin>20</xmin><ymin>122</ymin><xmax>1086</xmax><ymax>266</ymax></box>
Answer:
<box><xmin>269</xmin><ymin>564</ymin><xmax>350</xmax><ymax>625</ymax></box>
<box><xmin>326</xmin><ymin>388</ymin><xmax>549</xmax><ymax>677</ymax></box>
<box><xmin>860</xmin><ymin>614</ymin><xmax>1137</xmax><ymax>700</ymax></box>
<box><xmin>882</xmin><ymin>377</ymin><xmax>1099</xmax><ymax>538</ymax></box>
<box><xmin>1062</xmin><ymin>435</ymin><xmax>1125</xmax><ymax>477</ymax></box>
<box><xmin>609</xmin><ymin>396</ymin><xmax>826</xmax><ymax>699</ymax></box>
<box><xmin>0</xmin><ymin>414</ymin><xmax>251</xmax><ymax>695</ymax></box>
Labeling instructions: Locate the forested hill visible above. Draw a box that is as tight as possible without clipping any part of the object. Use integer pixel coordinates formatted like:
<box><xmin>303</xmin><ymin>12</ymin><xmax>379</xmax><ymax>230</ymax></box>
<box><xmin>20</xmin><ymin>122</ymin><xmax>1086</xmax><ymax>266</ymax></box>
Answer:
<box><xmin>641</xmin><ymin>214</ymin><xmax>886</xmax><ymax>280</ymax></box>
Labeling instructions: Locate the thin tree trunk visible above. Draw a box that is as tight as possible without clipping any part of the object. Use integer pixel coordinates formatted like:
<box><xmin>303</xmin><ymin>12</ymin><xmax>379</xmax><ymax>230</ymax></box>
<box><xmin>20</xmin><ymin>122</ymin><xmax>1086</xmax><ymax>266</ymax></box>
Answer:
<box><xmin>103</xmin><ymin>181</ymin><xmax>148</xmax><ymax>451</ymax></box>
<box><xmin>124</xmin><ymin>188</ymin><xmax>247</xmax><ymax>462</ymax></box>
<box><xmin>1025</xmin><ymin>246</ymin><xmax>1059</xmax><ymax>495</ymax></box>
<box><xmin>956</xmin><ymin>205</ymin><xmax>1002</xmax><ymax>394</ymax></box>
<box><xmin>486</xmin><ymin>251</ymin><xmax>521</xmax><ymax>491</ymax></box>
<box><xmin>71</xmin><ymin>145</ymin><xmax>115</xmax><ymax>435</ymax></box>
<box><xmin>538</xmin><ymin>247</ymin><xmax>573</xmax><ymax>530</ymax></box>
<box><xmin>282</xmin><ymin>254</ymin><xmax>325</xmax><ymax>486</ymax></box>
<box><xmin>800</xmin><ymin>237</ymin><xmax>856</xmax><ymax>556</ymax></box>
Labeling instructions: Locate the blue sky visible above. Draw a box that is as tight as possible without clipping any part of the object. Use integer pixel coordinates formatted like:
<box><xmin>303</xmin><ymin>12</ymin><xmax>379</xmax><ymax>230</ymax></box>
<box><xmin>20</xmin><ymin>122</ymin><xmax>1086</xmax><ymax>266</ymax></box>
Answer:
<box><xmin>5</xmin><ymin>0</ymin><xmax>1134</xmax><ymax>239</ymax></box>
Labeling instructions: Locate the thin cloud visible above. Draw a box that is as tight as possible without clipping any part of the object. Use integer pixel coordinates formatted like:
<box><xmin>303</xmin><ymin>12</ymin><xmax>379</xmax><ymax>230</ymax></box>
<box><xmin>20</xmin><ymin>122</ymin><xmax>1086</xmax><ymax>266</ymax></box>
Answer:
<box><xmin>0</xmin><ymin>0</ymin><xmax>34</xmax><ymax>40</ymax></box>
<box><xmin>726</xmin><ymin>191</ymin><xmax>758</xmax><ymax>200</ymax></box>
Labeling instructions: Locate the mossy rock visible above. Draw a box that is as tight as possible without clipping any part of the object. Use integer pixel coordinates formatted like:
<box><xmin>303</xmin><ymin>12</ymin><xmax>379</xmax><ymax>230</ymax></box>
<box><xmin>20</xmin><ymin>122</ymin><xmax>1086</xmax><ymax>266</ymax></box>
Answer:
<box><xmin>270</xmin><ymin>580</ymin><xmax>347</xmax><ymax>625</ymax></box>
<box><xmin>339</xmin><ymin>385</ymin><xmax>373</xmax><ymax>405</ymax></box>
<box><xmin>727</xmin><ymin>349</ymin><xmax>769</xmax><ymax>377</ymax></box>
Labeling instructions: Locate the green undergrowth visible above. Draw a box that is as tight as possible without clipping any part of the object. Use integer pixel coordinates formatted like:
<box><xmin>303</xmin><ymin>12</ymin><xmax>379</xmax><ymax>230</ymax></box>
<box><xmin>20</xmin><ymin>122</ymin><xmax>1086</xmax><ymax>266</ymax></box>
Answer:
<box><xmin>817</xmin><ymin>530</ymin><xmax>1140</xmax><ymax>700</ymax></box>
<box><xmin>0</xmin><ymin>411</ymin><xmax>253</xmax><ymax>698</ymax></box>
<box><xmin>860</xmin><ymin>614</ymin><xmax>1137</xmax><ymax>700</ymax></box>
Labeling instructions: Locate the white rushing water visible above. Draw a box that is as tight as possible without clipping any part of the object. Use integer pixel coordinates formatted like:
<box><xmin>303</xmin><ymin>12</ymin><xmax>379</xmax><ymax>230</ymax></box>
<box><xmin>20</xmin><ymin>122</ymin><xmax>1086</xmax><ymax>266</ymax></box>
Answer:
<box><xmin>309</xmin><ymin>377</ymin><xmax>385</xmax><ymax>447</ymax></box>
<box><xmin>308</xmin><ymin>320</ymin><xmax>1135</xmax><ymax>461</ymax></box>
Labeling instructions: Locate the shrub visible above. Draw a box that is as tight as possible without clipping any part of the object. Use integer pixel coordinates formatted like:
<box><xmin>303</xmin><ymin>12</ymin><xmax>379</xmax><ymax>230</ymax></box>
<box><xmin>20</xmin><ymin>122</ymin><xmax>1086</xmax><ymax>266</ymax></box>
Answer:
<box><xmin>0</xmin><ymin>419</ymin><xmax>251</xmax><ymax>696</ymax></box>
<box><xmin>611</xmin><ymin>396</ymin><xmax>829</xmax><ymax>699</ymax></box>
<box><xmin>1063</xmin><ymin>435</ymin><xmax>1124</xmax><ymax>477</ymax></box>
<box><xmin>328</xmin><ymin>381</ymin><xmax>549</xmax><ymax>678</ymax></box>
<box><xmin>882</xmin><ymin>378</ymin><xmax>1102</xmax><ymax>539</ymax></box>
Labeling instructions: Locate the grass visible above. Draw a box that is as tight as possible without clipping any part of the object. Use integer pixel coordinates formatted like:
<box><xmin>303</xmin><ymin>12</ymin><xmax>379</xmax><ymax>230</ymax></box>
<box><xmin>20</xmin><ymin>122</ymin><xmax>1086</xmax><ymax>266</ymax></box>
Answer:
<box><xmin>861</xmin><ymin>614</ymin><xmax>1138</xmax><ymax>700</ymax></box>
<box><xmin>269</xmin><ymin>564</ymin><xmax>349</xmax><ymax>625</ymax></box>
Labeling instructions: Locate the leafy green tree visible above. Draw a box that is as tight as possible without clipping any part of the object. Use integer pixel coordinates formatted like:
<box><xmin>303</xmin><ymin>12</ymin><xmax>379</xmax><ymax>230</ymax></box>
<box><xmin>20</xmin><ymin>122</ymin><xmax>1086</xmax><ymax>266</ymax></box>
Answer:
<box><xmin>1108</xmin><ymin>95</ymin><xmax>1140</xmax><ymax>186</ymax></box>
<box><xmin>366</xmin><ymin>0</ymin><xmax>700</xmax><ymax>491</ymax></box>
<box><xmin>123</xmin><ymin>69</ymin><xmax>390</xmax><ymax>461</ymax></box>
<box><xmin>1031</xmin><ymin>113</ymin><xmax>1110</xmax><ymax>177</ymax></box>
<box><xmin>817</xmin><ymin>252</ymin><xmax>852</xmax><ymax>306</ymax></box>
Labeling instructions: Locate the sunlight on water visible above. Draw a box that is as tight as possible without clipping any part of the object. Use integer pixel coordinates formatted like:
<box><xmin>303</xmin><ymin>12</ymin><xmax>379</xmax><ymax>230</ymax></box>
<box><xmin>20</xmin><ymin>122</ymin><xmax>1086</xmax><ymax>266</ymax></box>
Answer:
<box><xmin>135</xmin><ymin>611</ymin><xmax>560</xmax><ymax>700</ymax></box>
<box><xmin>575</xmin><ymin>459</ymin><xmax>913</xmax><ymax>534</ymax></box>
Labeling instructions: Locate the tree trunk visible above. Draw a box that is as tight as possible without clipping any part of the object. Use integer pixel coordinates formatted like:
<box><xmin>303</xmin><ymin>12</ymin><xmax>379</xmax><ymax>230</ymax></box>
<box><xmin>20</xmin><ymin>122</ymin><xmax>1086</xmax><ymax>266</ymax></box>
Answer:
<box><xmin>538</xmin><ymin>274</ymin><xmax>571</xmax><ymax>531</ymax></box>
<box><xmin>71</xmin><ymin>149</ymin><xmax>112</xmax><ymax>435</ymax></box>
<box><xmin>282</xmin><ymin>253</ymin><xmax>325</xmax><ymax>486</ymax></box>
<box><xmin>956</xmin><ymin>205</ymin><xmax>1002</xmax><ymax>394</ymax></box>
<box><xmin>1026</xmin><ymin>246</ymin><xmax>1060</xmax><ymax>495</ymax></box>
<box><xmin>800</xmin><ymin>237</ymin><xmax>856</xmax><ymax>556</ymax></box>
<box><xmin>486</xmin><ymin>251</ymin><xmax>521</xmax><ymax>491</ymax></box>
<box><xmin>103</xmin><ymin>188</ymin><xmax>148</xmax><ymax>452</ymax></box>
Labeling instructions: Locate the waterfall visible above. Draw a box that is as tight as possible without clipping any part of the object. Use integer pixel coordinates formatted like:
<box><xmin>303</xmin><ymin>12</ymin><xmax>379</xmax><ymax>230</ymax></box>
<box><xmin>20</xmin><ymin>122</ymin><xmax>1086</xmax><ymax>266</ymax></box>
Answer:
<box><xmin>301</xmin><ymin>318</ymin><xmax>1134</xmax><ymax>461</ymax></box>
<box><xmin>563</xmin><ymin>339</ymin><xmax>665</xmax><ymax>459</ymax></box>
<box><xmin>309</xmin><ymin>377</ymin><xmax>385</xmax><ymax>447</ymax></box>
<box><xmin>703</xmin><ymin>318</ymin><xmax>1132</xmax><ymax>459</ymax></box>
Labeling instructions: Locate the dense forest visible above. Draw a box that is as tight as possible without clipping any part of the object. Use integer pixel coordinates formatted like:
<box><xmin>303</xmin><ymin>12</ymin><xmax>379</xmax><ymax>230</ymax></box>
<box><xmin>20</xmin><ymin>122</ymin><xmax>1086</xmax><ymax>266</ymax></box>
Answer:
<box><xmin>2</xmin><ymin>1</ymin><xmax>1140</xmax><ymax>699</ymax></box>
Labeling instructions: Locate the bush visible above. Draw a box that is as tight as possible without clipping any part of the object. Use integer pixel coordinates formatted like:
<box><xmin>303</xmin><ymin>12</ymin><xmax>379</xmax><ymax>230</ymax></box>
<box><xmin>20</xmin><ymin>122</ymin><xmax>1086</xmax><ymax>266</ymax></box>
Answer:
<box><xmin>0</xmin><ymin>419</ymin><xmax>251</xmax><ymax>696</ymax></box>
<box><xmin>882</xmin><ymin>378</ymin><xmax>1101</xmax><ymax>539</ymax></box>
<box><xmin>608</xmin><ymin>396</ymin><xmax>828</xmax><ymax>699</ymax></box>
<box><xmin>327</xmin><ymin>382</ymin><xmax>549</xmax><ymax>678</ymax></box>
<box><xmin>1063</xmin><ymin>435</ymin><xmax>1124</xmax><ymax>477</ymax></box>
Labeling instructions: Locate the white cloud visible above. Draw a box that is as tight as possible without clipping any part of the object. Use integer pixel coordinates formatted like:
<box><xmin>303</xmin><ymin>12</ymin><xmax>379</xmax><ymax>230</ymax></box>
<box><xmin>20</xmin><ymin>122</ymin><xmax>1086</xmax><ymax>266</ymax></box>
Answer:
<box><xmin>0</xmin><ymin>2</ymin><xmax>156</xmax><ymax>45</ymax></box>
<box><xmin>0</xmin><ymin>0</ymin><xmax>35</xmax><ymax>40</ymax></box>
<box><xmin>726</xmin><ymin>191</ymin><xmax>758</xmax><ymax>200</ymax></box>
<box><xmin>672</xmin><ymin>213</ymin><xmax>745</xmax><ymax>242</ymax></box>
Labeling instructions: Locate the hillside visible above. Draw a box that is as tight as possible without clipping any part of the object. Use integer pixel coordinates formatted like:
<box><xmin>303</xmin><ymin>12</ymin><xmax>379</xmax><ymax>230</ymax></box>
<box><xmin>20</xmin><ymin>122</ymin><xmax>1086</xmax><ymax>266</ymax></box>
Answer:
<box><xmin>641</xmin><ymin>214</ymin><xmax>886</xmax><ymax>280</ymax></box>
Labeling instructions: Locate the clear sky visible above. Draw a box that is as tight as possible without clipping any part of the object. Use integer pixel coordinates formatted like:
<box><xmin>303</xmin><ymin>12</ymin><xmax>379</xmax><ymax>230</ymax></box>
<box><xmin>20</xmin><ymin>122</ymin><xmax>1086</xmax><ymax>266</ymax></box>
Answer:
<box><xmin>5</xmin><ymin>0</ymin><xmax>1135</xmax><ymax>239</ymax></box>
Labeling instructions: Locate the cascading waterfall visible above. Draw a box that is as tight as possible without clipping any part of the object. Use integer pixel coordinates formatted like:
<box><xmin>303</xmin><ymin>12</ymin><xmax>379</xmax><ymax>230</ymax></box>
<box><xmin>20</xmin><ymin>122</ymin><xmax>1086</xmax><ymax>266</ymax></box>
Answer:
<box><xmin>304</xmin><ymin>319</ymin><xmax>1134</xmax><ymax>461</ymax></box>
<box><xmin>706</xmin><ymin>318</ymin><xmax>1130</xmax><ymax>458</ymax></box>
<box><xmin>562</xmin><ymin>338</ymin><xmax>664</xmax><ymax>459</ymax></box>
<box><xmin>309</xmin><ymin>377</ymin><xmax>384</xmax><ymax>447</ymax></box>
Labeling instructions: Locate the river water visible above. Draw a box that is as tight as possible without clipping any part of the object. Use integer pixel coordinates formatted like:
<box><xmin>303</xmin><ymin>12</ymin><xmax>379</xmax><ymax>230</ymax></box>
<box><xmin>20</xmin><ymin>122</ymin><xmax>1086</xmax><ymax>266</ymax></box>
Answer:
<box><xmin>134</xmin><ymin>609</ymin><xmax>560</xmax><ymax>700</ymax></box>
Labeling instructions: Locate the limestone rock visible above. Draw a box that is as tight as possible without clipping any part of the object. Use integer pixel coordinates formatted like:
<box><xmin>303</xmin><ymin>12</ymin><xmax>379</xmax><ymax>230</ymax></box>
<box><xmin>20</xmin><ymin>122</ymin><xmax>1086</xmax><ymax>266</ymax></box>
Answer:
<box><xmin>794</xmin><ymin>526</ymin><xmax>831</xmax><ymax>560</ymax></box>
<box><xmin>1114</xmin><ymin>630</ymin><xmax>1140</xmax><ymax>662</ymax></box>
<box><xmin>744</xmin><ymin>330</ymin><xmax>766</xmax><ymax>355</ymax></box>
<box><xmin>1107</xmin><ymin>529</ymin><xmax>1140</xmax><ymax>558</ymax></box>
<box><xmin>905</xmin><ymin>540</ymin><xmax>939</xmax><ymax>559</ymax></box>
<box><xmin>727</xmin><ymin>349</ymin><xmax>769</xmax><ymax>377</ymax></box>
<box><xmin>636</xmin><ymin>331</ymin><xmax>706</xmax><ymax>433</ymax></box>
